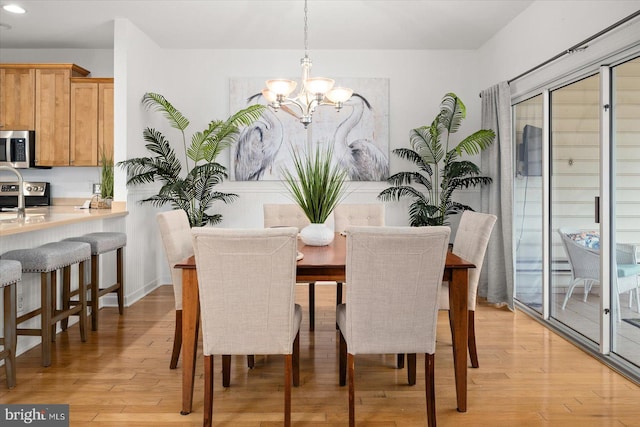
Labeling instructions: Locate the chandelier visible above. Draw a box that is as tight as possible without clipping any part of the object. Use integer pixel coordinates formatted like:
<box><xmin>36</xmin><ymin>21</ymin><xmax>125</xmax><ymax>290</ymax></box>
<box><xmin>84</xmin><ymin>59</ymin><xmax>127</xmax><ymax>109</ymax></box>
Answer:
<box><xmin>261</xmin><ymin>0</ymin><xmax>353</xmax><ymax>128</ymax></box>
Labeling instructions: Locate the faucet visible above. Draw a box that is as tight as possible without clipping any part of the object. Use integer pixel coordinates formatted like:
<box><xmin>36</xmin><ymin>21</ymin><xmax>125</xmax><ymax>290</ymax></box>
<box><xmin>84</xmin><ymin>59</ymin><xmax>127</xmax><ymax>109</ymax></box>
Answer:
<box><xmin>0</xmin><ymin>165</ymin><xmax>25</xmax><ymax>217</ymax></box>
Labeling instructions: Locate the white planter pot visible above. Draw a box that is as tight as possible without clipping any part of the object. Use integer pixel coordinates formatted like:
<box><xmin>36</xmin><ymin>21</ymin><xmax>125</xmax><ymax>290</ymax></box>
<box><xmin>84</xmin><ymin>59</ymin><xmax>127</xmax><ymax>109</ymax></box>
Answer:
<box><xmin>300</xmin><ymin>223</ymin><xmax>334</xmax><ymax>246</ymax></box>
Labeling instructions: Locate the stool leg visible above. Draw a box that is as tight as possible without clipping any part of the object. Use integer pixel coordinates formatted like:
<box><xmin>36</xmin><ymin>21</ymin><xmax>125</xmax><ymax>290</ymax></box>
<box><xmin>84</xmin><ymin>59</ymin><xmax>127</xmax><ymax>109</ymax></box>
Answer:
<box><xmin>51</xmin><ymin>270</ymin><xmax>59</xmax><ymax>343</ymax></box>
<box><xmin>91</xmin><ymin>254</ymin><xmax>99</xmax><ymax>331</ymax></box>
<box><xmin>41</xmin><ymin>272</ymin><xmax>53</xmax><ymax>367</ymax></box>
<box><xmin>61</xmin><ymin>265</ymin><xmax>71</xmax><ymax>331</ymax></box>
<box><xmin>79</xmin><ymin>260</ymin><xmax>87</xmax><ymax>342</ymax></box>
<box><xmin>116</xmin><ymin>247</ymin><xmax>124</xmax><ymax>315</ymax></box>
<box><xmin>3</xmin><ymin>284</ymin><xmax>17</xmax><ymax>388</ymax></box>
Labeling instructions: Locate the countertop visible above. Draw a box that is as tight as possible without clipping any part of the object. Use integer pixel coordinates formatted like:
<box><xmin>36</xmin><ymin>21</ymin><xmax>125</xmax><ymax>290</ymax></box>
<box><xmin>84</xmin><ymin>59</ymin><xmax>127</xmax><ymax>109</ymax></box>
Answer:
<box><xmin>0</xmin><ymin>205</ymin><xmax>128</xmax><ymax>236</ymax></box>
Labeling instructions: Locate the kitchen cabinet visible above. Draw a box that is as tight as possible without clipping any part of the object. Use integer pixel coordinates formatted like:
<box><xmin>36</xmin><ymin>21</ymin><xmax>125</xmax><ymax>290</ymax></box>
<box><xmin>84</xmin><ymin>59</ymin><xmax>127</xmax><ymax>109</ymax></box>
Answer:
<box><xmin>0</xmin><ymin>66</ymin><xmax>36</xmax><ymax>130</ymax></box>
<box><xmin>35</xmin><ymin>64</ymin><xmax>90</xmax><ymax>166</ymax></box>
<box><xmin>70</xmin><ymin>78</ymin><xmax>114</xmax><ymax>166</ymax></box>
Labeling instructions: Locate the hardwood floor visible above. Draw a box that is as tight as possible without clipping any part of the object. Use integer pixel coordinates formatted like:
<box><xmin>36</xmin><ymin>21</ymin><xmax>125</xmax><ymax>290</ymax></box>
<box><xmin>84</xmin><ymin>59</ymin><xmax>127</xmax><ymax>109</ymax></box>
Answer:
<box><xmin>2</xmin><ymin>284</ymin><xmax>640</xmax><ymax>426</ymax></box>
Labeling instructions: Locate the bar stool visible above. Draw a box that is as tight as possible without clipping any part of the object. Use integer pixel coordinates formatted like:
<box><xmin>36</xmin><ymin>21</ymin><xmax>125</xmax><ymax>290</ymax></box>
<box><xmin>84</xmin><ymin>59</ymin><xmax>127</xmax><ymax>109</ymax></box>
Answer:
<box><xmin>64</xmin><ymin>232</ymin><xmax>126</xmax><ymax>331</ymax></box>
<box><xmin>0</xmin><ymin>260</ymin><xmax>20</xmax><ymax>388</ymax></box>
<box><xmin>1</xmin><ymin>241</ymin><xmax>90</xmax><ymax>367</ymax></box>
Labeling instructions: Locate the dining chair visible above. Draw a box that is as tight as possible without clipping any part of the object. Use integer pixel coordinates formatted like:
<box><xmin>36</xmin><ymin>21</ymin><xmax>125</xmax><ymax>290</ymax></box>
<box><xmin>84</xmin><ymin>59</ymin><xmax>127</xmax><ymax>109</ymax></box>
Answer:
<box><xmin>333</xmin><ymin>203</ymin><xmax>385</xmax><ymax>306</ymax></box>
<box><xmin>337</xmin><ymin>225</ymin><xmax>450</xmax><ymax>427</ymax></box>
<box><xmin>263</xmin><ymin>203</ymin><xmax>319</xmax><ymax>330</ymax></box>
<box><xmin>439</xmin><ymin>210</ymin><xmax>496</xmax><ymax>369</ymax></box>
<box><xmin>156</xmin><ymin>209</ymin><xmax>193</xmax><ymax>369</ymax></box>
<box><xmin>191</xmin><ymin>227</ymin><xmax>302</xmax><ymax>427</ymax></box>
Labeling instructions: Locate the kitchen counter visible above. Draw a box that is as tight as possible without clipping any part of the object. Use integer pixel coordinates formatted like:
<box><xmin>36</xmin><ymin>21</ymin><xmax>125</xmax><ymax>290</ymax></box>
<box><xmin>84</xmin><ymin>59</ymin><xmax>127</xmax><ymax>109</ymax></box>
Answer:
<box><xmin>0</xmin><ymin>204</ymin><xmax>128</xmax><ymax>236</ymax></box>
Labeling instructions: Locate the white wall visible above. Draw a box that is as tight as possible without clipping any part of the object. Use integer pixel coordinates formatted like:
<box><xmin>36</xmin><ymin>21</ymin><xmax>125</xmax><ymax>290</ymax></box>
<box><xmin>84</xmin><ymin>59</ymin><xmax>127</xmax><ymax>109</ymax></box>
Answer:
<box><xmin>477</xmin><ymin>1</ymin><xmax>640</xmax><ymax>90</ymax></box>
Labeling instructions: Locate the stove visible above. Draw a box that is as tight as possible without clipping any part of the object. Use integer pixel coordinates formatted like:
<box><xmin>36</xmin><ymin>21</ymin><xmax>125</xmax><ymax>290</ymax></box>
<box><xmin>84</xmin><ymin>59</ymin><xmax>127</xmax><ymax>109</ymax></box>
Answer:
<box><xmin>0</xmin><ymin>181</ymin><xmax>50</xmax><ymax>208</ymax></box>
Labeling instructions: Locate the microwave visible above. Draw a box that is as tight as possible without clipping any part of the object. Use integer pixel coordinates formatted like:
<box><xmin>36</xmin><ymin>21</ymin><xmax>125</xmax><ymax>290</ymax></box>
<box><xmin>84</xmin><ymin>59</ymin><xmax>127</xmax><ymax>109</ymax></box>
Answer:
<box><xmin>0</xmin><ymin>130</ymin><xmax>36</xmax><ymax>168</ymax></box>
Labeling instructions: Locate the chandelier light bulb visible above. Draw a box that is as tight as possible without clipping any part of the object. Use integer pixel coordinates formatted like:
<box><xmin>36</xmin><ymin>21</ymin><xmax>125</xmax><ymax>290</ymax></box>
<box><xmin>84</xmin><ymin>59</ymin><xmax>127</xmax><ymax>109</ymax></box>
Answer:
<box><xmin>304</xmin><ymin>77</ymin><xmax>335</xmax><ymax>96</ymax></box>
<box><xmin>326</xmin><ymin>87</ymin><xmax>353</xmax><ymax>104</ymax></box>
<box><xmin>266</xmin><ymin>79</ymin><xmax>297</xmax><ymax>97</ymax></box>
<box><xmin>261</xmin><ymin>88</ymin><xmax>278</xmax><ymax>104</ymax></box>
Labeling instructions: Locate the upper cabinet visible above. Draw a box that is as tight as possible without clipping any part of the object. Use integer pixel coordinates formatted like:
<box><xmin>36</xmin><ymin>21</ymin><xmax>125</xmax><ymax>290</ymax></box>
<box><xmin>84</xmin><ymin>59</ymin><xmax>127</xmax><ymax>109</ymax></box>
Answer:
<box><xmin>35</xmin><ymin>64</ymin><xmax>91</xmax><ymax>166</ymax></box>
<box><xmin>70</xmin><ymin>78</ymin><xmax>114</xmax><ymax>166</ymax></box>
<box><xmin>0</xmin><ymin>66</ymin><xmax>36</xmax><ymax>130</ymax></box>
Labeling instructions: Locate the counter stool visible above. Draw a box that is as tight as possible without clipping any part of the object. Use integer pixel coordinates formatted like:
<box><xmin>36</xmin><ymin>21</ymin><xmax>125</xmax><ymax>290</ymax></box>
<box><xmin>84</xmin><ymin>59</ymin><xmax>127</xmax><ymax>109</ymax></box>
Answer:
<box><xmin>0</xmin><ymin>260</ymin><xmax>21</xmax><ymax>388</ymax></box>
<box><xmin>1</xmin><ymin>241</ymin><xmax>91</xmax><ymax>367</ymax></box>
<box><xmin>64</xmin><ymin>232</ymin><xmax>126</xmax><ymax>331</ymax></box>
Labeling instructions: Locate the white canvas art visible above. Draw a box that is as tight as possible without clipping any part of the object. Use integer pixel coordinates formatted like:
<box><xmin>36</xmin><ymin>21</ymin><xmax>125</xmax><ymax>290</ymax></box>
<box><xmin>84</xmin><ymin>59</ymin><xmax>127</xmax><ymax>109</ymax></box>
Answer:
<box><xmin>229</xmin><ymin>77</ymin><xmax>390</xmax><ymax>181</ymax></box>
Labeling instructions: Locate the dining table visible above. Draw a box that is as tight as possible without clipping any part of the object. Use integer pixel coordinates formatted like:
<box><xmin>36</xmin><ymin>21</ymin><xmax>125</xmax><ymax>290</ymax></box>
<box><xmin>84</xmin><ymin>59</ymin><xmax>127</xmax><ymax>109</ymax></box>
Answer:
<box><xmin>175</xmin><ymin>232</ymin><xmax>475</xmax><ymax>415</ymax></box>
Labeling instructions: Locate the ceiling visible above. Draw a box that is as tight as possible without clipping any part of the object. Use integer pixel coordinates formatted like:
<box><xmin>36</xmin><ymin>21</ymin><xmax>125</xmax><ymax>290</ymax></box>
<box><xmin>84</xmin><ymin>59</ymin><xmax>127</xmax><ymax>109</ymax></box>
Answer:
<box><xmin>0</xmin><ymin>0</ymin><xmax>533</xmax><ymax>50</ymax></box>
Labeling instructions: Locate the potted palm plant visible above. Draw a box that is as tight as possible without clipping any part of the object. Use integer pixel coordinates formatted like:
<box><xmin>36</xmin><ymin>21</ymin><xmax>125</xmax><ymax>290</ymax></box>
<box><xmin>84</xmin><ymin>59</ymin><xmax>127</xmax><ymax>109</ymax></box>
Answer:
<box><xmin>118</xmin><ymin>93</ymin><xmax>264</xmax><ymax>227</ymax></box>
<box><xmin>378</xmin><ymin>93</ymin><xmax>494</xmax><ymax>226</ymax></box>
<box><xmin>281</xmin><ymin>144</ymin><xmax>348</xmax><ymax>246</ymax></box>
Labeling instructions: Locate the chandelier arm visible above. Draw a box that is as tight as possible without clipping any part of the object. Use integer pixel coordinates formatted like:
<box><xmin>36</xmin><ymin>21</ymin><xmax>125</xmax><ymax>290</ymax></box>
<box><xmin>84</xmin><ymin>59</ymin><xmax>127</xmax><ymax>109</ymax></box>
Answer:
<box><xmin>279</xmin><ymin>104</ymin><xmax>303</xmax><ymax>120</ymax></box>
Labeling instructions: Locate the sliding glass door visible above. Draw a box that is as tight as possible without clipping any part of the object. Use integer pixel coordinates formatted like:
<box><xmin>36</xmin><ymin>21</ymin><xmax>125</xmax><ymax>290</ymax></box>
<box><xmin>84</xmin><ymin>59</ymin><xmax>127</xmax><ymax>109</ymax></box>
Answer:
<box><xmin>549</xmin><ymin>74</ymin><xmax>602</xmax><ymax>342</ymax></box>
<box><xmin>611</xmin><ymin>56</ymin><xmax>640</xmax><ymax>366</ymax></box>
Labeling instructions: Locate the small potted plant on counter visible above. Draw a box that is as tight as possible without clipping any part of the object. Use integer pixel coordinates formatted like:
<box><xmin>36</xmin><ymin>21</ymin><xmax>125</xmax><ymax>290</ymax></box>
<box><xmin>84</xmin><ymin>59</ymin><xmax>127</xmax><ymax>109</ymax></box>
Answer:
<box><xmin>91</xmin><ymin>150</ymin><xmax>114</xmax><ymax>209</ymax></box>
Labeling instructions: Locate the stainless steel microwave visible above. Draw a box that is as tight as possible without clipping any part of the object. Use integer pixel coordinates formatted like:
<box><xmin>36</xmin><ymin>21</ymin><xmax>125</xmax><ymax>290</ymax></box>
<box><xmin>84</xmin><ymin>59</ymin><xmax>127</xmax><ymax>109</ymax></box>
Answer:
<box><xmin>0</xmin><ymin>130</ymin><xmax>36</xmax><ymax>168</ymax></box>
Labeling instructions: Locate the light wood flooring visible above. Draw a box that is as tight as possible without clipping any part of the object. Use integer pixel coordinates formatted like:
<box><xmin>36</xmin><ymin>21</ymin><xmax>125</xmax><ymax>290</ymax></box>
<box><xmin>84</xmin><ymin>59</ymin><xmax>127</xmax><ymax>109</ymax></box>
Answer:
<box><xmin>2</xmin><ymin>285</ymin><xmax>640</xmax><ymax>426</ymax></box>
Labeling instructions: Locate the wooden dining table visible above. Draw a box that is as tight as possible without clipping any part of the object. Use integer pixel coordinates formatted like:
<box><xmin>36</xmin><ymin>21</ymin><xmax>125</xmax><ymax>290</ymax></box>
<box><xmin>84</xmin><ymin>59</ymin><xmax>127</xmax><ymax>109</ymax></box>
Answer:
<box><xmin>175</xmin><ymin>232</ymin><xmax>475</xmax><ymax>415</ymax></box>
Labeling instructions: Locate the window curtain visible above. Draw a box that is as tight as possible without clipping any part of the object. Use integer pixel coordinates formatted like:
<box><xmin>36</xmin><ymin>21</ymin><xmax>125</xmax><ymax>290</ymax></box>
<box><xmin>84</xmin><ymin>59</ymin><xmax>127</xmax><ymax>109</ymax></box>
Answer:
<box><xmin>479</xmin><ymin>81</ymin><xmax>514</xmax><ymax>310</ymax></box>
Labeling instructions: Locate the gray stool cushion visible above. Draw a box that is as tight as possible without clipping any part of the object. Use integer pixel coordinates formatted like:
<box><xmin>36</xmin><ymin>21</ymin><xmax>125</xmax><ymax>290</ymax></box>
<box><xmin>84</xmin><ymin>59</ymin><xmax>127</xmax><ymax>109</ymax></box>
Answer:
<box><xmin>0</xmin><ymin>259</ymin><xmax>22</xmax><ymax>287</ymax></box>
<box><xmin>64</xmin><ymin>232</ymin><xmax>127</xmax><ymax>255</ymax></box>
<box><xmin>1</xmin><ymin>241</ymin><xmax>91</xmax><ymax>273</ymax></box>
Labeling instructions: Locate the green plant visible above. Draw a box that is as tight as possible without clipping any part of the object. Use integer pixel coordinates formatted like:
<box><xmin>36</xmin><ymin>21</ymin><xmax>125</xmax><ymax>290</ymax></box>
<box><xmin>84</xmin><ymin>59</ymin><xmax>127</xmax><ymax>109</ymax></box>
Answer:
<box><xmin>118</xmin><ymin>92</ymin><xmax>264</xmax><ymax>227</ymax></box>
<box><xmin>99</xmin><ymin>149</ymin><xmax>114</xmax><ymax>199</ymax></box>
<box><xmin>281</xmin><ymin>144</ymin><xmax>348</xmax><ymax>224</ymax></box>
<box><xmin>378</xmin><ymin>93</ymin><xmax>494</xmax><ymax>226</ymax></box>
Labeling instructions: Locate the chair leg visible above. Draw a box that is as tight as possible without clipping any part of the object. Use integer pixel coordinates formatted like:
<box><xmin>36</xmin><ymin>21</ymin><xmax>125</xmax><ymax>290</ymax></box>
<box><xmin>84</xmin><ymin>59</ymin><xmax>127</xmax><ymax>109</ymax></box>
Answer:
<box><xmin>468</xmin><ymin>310</ymin><xmax>479</xmax><ymax>368</ymax></box>
<box><xmin>339</xmin><ymin>331</ymin><xmax>347</xmax><ymax>386</ymax></box>
<box><xmin>40</xmin><ymin>272</ymin><xmax>52</xmax><ymax>367</ymax></box>
<box><xmin>61</xmin><ymin>266</ymin><xmax>70</xmax><ymax>331</ymax></box>
<box><xmin>116</xmin><ymin>247</ymin><xmax>124</xmax><ymax>315</ymax></box>
<box><xmin>407</xmin><ymin>354</ymin><xmax>416</xmax><ymax>385</ymax></box>
<box><xmin>397</xmin><ymin>354</ymin><xmax>404</xmax><ymax>369</ymax></box>
<box><xmin>425</xmin><ymin>353</ymin><xmax>436</xmax><ymax>427</ymax></box>
<box><xmin>3</xmin><ymin>284</ymin><xmax>17</xmax><ymax>388</ymax></box>
<box><xmin>91</xmin><ymin>254</ymin><xmax>100</xmax><ymax>331</ymax></box>
<box><xmin>348</xmin><ymin>353</ymin><xmax>355</xmax><ymax>427</ymax></box>
<box><xmin>78</xmin><ymin>260</ymin><xmax>87</xmax><ymax>343</ymax></box>
<box><xmin>562</xmin><ymin>278</ymin><xmax>582</xmax><ymax>309</ymax></box>
<box><xmin>285</xmin><ymin>354</ymin><xmax>292</xmax><ymax>427</ymax></box>
<box><xmin>293</xmin><ymin>332</ymin><xmax>300</xmax><ymax>387</ymax></box>
<box><xmin>203</xmin><ymin>355</ymin><xmax>213</xmax><ymax>427</ymax></box>
<box><xmin>170</xmin><ymin>310</ymin><xmax>182</xmax><ymax>369</ymax></box>
<box><xmin>222</xmin><ymin>355</ymin><xmax>231</xmax><ymax>387</ymax></box>
<box><xmin>336</xmin><ymin>282</ymin><xmax>343</xmax><ymax>330</ymax></box>
<box><xmin>309</xmin><ymin>282</ymin><xmax>315</xmax><ymax>331</ymax></box>
<box><xmin>247</xmin><ymin>355</ymin><xmax>255</xmax><ymax>369</ymax></box>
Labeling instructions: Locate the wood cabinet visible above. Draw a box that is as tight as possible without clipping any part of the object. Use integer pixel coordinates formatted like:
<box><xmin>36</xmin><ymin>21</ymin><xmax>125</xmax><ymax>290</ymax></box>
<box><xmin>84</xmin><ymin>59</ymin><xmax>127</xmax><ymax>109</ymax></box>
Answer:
<box><xmin>70</xmin><ymin>78</ymin><xmax>114</xmax><ymax>166</ymax></box>
<box><xmin>0</xmin><ymin>66</ymin><xmax>36</xmax><ymax>130</ymax></box>
<box><xmin>35</xmin><ymin>64</ymin><xmax>90</xmax><ymax>166</ymax></box>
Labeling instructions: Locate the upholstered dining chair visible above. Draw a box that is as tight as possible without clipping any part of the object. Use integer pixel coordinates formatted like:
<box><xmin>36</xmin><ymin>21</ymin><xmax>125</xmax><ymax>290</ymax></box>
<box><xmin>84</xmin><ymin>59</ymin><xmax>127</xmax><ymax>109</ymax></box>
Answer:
<box><xmin>337</xmin><ymin>226</ymin><xmax>450</xmax><ymax>427</ymax></box>
<box><xmin>333</xmin><ymin>204</ymin><xmax>385</xmax><ymax>306</ymax></box>
<box><xmin>156</xmin><ymin>209</ymin><xmax>193</xmax><ymax>369</ymax></box>
<box><xmin>191</xmin><ymin>227</ymin><xmax>302</xmax><ymax>427</ymax></box>
<box><xmin>263</xmin><ymin>203</ymin><xmax>320</xmax><ymax>329</ymax></box>
<box><xmin>439</xmin><ymin>210</ymin><xmax>496</xmax><ymax>369</ymax></box>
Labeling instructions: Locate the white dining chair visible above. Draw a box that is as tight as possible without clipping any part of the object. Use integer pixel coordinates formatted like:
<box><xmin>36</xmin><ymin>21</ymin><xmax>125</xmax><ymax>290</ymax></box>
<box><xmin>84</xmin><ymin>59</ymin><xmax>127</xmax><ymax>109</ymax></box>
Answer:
<box><xmin>156</xmin><ymin>209</ymin><xmax>193</xmax><ymax>369</ymax></box>
<box><xmin>337</xmin><ymin>225</ymin><xmax>450</xmax><ymax>427</ymax></box>
<box><xmin>191</xmin><ymin>227</ymin><xmax>302</xmax><ymax>427</ymax></box>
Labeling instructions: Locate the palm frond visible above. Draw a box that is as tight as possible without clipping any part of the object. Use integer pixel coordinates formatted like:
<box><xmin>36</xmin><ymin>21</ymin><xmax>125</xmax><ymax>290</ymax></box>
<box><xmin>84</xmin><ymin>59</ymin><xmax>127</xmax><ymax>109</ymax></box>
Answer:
<box><xmin>438</xmin><ymin>93</ymin><xmax>466</xmax><ymax>135</ymax></box>
<box><xmin>142</xmin><ymin>93</ymin><xmax>190</xmax><ymax>131</ymax></box>
<box><xmin>455</xmin><ymin>129</ymin><xmax>496</xmax><ymax>156</ymax></box>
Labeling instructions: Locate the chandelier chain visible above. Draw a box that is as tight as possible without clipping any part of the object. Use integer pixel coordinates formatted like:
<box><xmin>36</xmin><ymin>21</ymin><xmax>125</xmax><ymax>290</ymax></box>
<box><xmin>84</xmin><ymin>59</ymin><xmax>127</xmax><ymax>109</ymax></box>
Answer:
<box><xmin>304</xmin><ymin>0</ymin><xmax>308</xmax><ymax>57</ymax></box>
